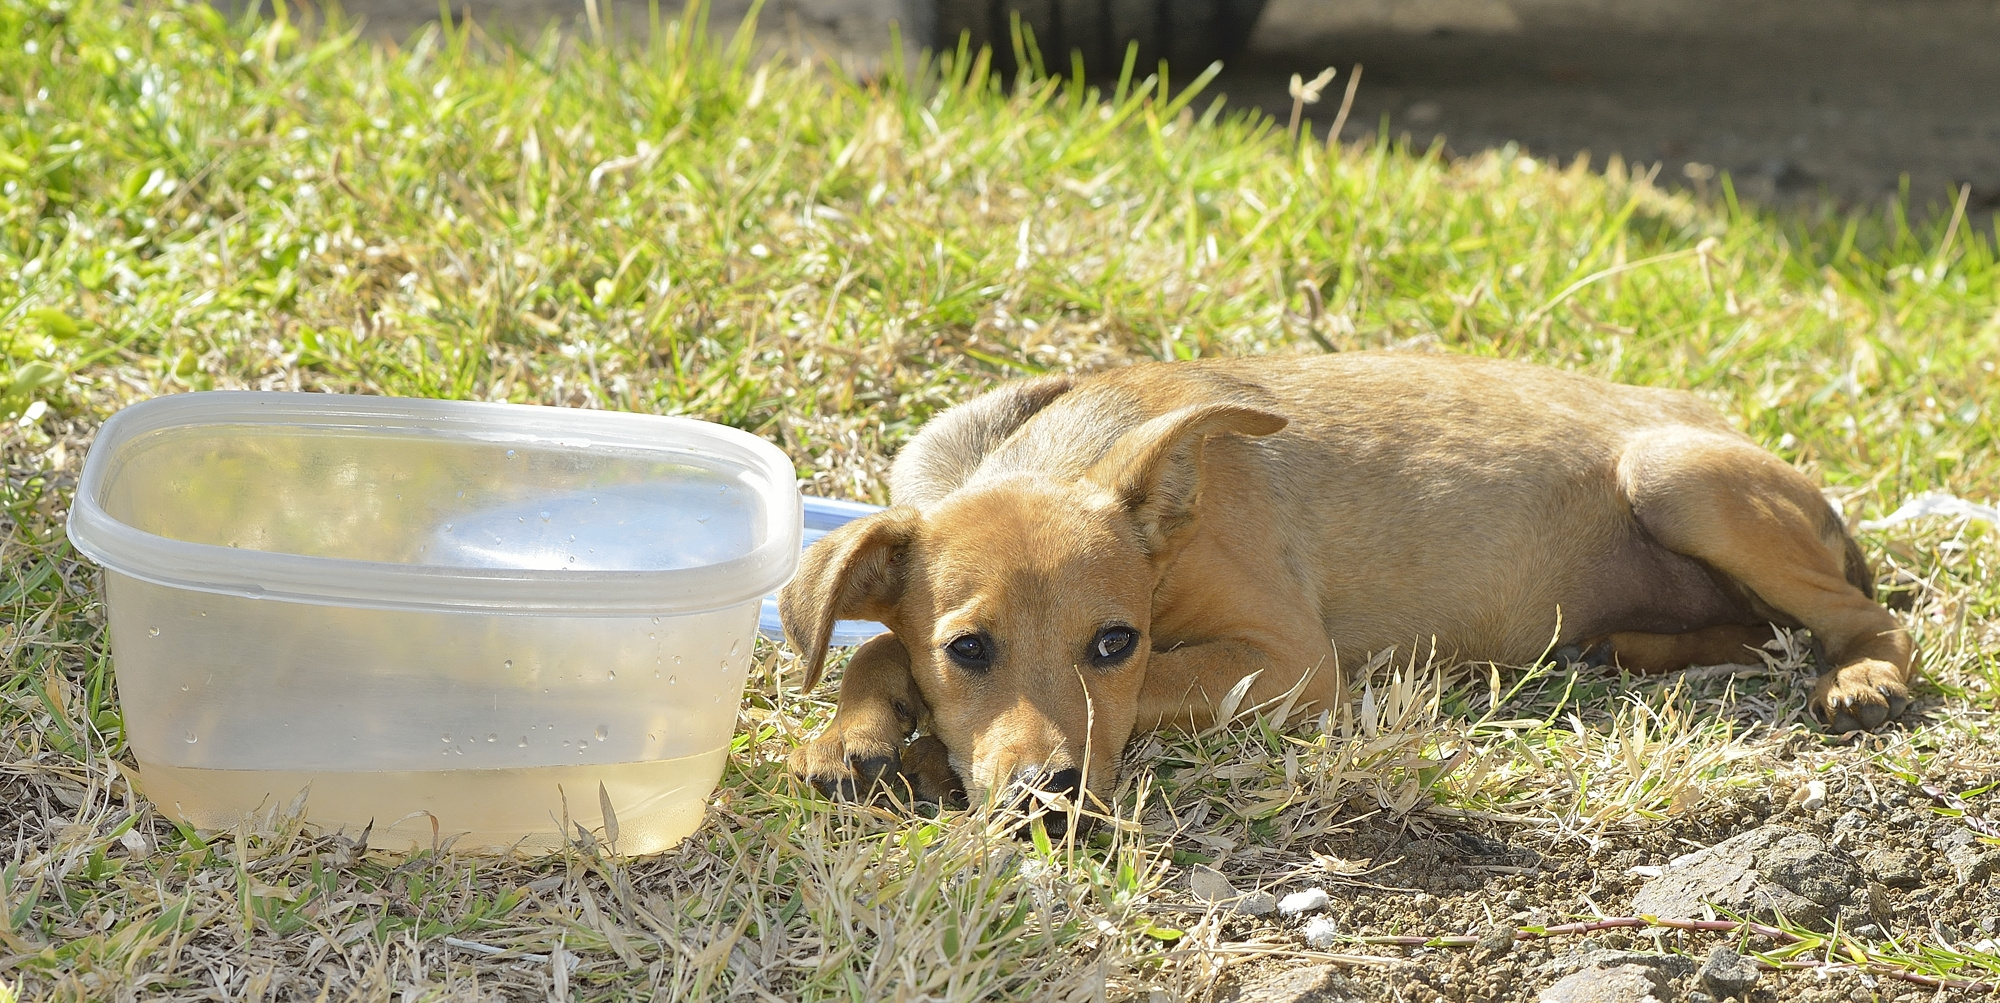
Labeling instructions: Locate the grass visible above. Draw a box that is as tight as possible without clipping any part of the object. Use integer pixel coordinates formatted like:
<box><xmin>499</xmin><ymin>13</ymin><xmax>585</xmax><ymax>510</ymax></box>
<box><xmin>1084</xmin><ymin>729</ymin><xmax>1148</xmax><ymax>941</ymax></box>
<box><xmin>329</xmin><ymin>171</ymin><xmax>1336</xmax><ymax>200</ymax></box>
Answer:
<box><xmin>1</xmin><ymin>0</ymin><xmax>1997</xmax><ymax>998</ymax></box>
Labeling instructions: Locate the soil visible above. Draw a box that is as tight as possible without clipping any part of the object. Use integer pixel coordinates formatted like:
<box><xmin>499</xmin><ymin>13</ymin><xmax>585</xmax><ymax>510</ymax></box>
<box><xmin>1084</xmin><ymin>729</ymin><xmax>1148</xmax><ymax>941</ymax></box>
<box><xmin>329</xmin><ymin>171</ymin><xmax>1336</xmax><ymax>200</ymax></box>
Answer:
<box><xmin>1186</xmin><ymin>754</ymin><xmax>2000</xmax><ymax>1002</ymax></box>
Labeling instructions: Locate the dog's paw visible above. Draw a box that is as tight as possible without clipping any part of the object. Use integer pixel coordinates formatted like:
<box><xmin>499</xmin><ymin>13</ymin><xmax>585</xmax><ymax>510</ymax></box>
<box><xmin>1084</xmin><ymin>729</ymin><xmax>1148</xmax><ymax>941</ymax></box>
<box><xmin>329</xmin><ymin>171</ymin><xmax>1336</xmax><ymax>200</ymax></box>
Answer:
<box><xmin>900</xmin><ymin>735</ymin><xmax>967</xmax><ymax>807</ymax></box>
<box><xmin>787</xmin><ymin>726</ymin><xmax>904</xmax><ymax>803</ymax></box>
<box><xmin>1811</xmin><ymin>658</ymin><xmax>1911</xmax><ymax>733</ymax></box>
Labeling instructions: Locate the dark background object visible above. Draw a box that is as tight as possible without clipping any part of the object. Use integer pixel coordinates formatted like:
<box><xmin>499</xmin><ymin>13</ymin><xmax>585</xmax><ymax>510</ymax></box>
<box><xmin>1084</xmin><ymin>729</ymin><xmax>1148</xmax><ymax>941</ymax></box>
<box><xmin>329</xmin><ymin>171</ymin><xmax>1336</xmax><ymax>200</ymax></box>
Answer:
<box><xmin>930</xmin><ymin>0</ymin><xmax>1272</xmax><ymax>73</ymax></box>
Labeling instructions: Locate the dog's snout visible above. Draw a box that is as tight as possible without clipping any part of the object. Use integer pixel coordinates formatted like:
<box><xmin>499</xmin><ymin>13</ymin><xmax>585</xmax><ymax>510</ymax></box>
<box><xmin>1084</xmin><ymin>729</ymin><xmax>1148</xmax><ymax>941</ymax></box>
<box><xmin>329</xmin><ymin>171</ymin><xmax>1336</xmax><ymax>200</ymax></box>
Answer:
<box><xmin>1003</xmin><ymin>767</ymin><xmax>1085</xmax><ymax>839</ymax></box>
<box><xmin>1022</xmin><ymin>766</ymin><xmax>1082</xmax><ymax>800</ymax></box>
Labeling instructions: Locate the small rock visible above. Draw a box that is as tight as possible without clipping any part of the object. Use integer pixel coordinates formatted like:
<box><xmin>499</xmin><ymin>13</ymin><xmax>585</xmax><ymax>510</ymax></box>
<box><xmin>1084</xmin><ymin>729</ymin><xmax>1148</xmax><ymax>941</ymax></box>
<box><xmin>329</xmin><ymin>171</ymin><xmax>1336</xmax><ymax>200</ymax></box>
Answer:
<box><xmin>1829</xmin><ymin>809</ymin><xmax>1870</xmax><ymax>847</ymax></box>
<box><xmin>1504</xmin><ymin>890</ymin><xmax>1528</xmax><ymax>909</ymax></box>
<box><xmin>1685</xmin><ymin>993</ymin><xmax>1715</xmax><ymax>1003</ymax></box>
<box><xmin>1190</xmin><ymin>864</ymin><xmax>1238</xmax><ymax>903</ymax></box>
<box><xmin>1700</xmin><ymin>945</ymin><xmax>1761</xmax><ymax>997</ymax></box>
<box><xmin>1797</xmin><ymin>779</ymin><xmax>1828</xmax><ymax>812</ymax></box>
<box><xmin>1538</xmin><ymin>949</ymin><xmax>1695</xmax><ymax>982</ymax></box>
<box><xmin>1301</xmin><ymin>915</ymin><xmax>1340</xmax><ymax>950</ymax></box>
<box><xmin>1278</xmin><ymin>887</ymin><xmax>1331</xmax><ymax>916</ymax></box>
<box><xmin>1539</xmin><ymin>964</ymin><xmax>1670</xmax><ymax>1003</ymax></box>
<box><xmin>1944</xmin><ymin>837</ymin><xmax>2000</xmax><ymax>884</ymax></box>
<box><xmin>1190</xmin><ymin>865</ymin><xmax>1277</xmax><ymax>914</ymax></box>
<box><xmin>1473</xmin><ymin>923</ymin><xmax>1516</xmax><ymax>959</ymax></box>
<box><xmin>1858</xmin><ymin>847</ymin><xmax>1924</xmax><ymax>888</ymax></box>
<box><xmin>1224</xmin><ymin>963</ymin><xmax>1365</xmax><ymax>1003</ymax></box>
<box><xmin>1630</xmin><ymin>825</ymin><xmax>1874</xmax><ymax>930</ymax></box>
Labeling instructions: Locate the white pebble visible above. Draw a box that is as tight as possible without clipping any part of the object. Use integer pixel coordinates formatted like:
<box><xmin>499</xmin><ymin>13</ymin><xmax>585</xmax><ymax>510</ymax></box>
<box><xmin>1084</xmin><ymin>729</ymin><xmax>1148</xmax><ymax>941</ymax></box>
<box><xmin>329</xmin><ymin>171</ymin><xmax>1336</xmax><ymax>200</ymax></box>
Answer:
<box><xmin>1302</xmin><ymin>915</ymin><xmax>1341</xmax><ymax>950</ymax></box>
<box><xmin>1278</xmin><ymin>887</ymin><xmax>1331</xmax><ymax>916</ymax></box>
<box><xmin>1799</xmin><ymin>779</ymin><xmax>1828</xmax><ymax>812</ymax></box>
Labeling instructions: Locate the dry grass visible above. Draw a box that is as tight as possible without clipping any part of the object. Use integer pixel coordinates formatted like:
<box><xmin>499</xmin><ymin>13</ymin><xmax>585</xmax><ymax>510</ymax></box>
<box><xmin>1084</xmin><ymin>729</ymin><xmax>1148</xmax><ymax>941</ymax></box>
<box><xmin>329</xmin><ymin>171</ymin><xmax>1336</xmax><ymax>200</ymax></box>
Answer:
<box><xmin>1</xmin><ymin>0</ymin><xmax>1997</xmax><ymax>997</ymax></box>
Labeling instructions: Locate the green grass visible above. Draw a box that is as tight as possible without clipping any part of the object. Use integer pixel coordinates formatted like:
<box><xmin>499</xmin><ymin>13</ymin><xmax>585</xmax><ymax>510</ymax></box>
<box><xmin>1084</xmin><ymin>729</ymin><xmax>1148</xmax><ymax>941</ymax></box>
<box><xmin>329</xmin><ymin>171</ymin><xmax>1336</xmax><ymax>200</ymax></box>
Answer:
<box><xmin>1</xmin><ymin>0</ymin><xmax>1997</xmax><ymax>998</ymax></box>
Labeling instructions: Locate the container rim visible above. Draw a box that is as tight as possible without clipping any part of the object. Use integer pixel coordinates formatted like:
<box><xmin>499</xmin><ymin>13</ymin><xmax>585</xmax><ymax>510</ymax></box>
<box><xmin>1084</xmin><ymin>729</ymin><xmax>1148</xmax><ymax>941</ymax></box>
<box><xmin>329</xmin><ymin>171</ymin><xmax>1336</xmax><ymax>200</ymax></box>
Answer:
<box><xmin>66</xmin><ymin>392</ymin><xmax>804</xmax><ymax>616</ymax></box>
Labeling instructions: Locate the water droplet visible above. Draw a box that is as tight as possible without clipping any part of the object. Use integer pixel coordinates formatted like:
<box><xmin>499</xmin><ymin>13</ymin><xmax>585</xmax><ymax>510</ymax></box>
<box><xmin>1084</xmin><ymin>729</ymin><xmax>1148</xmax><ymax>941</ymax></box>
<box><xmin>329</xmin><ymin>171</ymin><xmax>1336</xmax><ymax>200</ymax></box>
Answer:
<box><xmin>673</xmin><ymin>655</ymin><xmax>682</xmax><ymax>666</ymax></box>
<box><xmin>719</xmin><ymin>658</ymin><xmax>730</xmax><ymax>671</ymax></box>
<box><xmin>183</xmin><ymin>731</ymin><xmax>197</xmax><ymax>744</ymax></box>
<box><xmin>577</xmin><ymin>745</ymin><xmax>586</xmax><ymax>755</ymax></box>
<box><xmin>648</xmin><ymin>732</ymin><xmax>658</xmax><ymax>742</ymax></box>
<box><xmin>653</xmin><ymin>669</ymin><xmax>660</xmax><ymax>679</ymax></box>
<box><xmin>567</xmin><ymin>555</ymin><xmax>576</xmax><ymax>563</ymax></box>
<box><xmin>443</xmin><ymin>523</ymin><xmax>454</xmax><ymax>532</ymax></box>
<box><xmin>518</xmin><ymin>736</ymin><xmax>529</xmax><ymax>747</ymax></box>
<box><xmin>539</xmin><ymin>511</ymin><xmax>551</xmax><ymax>522</ymax></box>
<box><xmin>518</xmin><ymin>516</ymin><xmax>525</xmax><ymax>523</ymax></box>
<box><xmin>594</xmin><ymin>725</ymin><xmax>608</xmax><ymax>741</ymax></box>
<box><xmin>647</xmin><ymin>632</ymin><xmax>656</xmax><ymax>640</ymax></box>
<box><xmin>148</xmin><ymin>626</ymin><xmax>160</xmax><ymax>637</ymax></box>
<box><xmin>668</xmin><ymin>674</ymin><xmax>678</xmax><ymax>685</ymax></box>
<box><xmin>486</xmin><ymin>733</ymin><xmax>497</xmax><ymax>743</ymax></box>
<box><xmin>503</xmin><ymin>659</ymin><xmax>513</xmax><ymax>670</ymax></box>
<box><xmin>606</xmin><ymin>670</ymin><xmax>617</xmax><ymax>681</ymax></box>
<box><xmin>696</xmin><ymin>515</ymin><xmax>709</xmax><ymax>524</ymax></box>
<box><xmin>562</xmin><ymin>740</ymin><xmax>571</xmax><ymax>747</ymax></box>
<box><xmin>457</xmin><ymin>490</ymin><xmax>465</xmax><ymax>498</ymax></box>
<box><xmin>506</xmin><ymin>449</ymin><xmax>517</xmax><ymax>458</ymax></box>
<box><xmin>198</xmin><ymin>611</ymin><xmax>208</xmax><ymax>617</ymax></box>
<box><xmin>442</xmin><ymin>748</ymin><xmax>450</xmax><ymax>756</ymax></box>
<box><xmin>729</xmin><ymin>640</ymin><xmax>740</xmax><ymax>656</ymax></box>
<box><xmin>651</xmin><ymin>617</ymin><xmax>660</xmax><ymax>625</ymax></box>
<box><xmin>440</xmin><ymin>733</ymin><xmax>451</xmax><ymax>743</ymax></box>
<box><xmin>179</xmin><ymin>684</ymin><xmax>188</xmax><ymax>692</ymax></box>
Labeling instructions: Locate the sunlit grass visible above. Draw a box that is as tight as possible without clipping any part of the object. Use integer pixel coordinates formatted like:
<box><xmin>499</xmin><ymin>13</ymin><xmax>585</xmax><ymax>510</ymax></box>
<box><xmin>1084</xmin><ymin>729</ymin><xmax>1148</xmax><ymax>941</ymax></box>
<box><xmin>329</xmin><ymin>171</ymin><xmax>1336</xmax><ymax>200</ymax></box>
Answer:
<box><xmin>1</xmin><ymin>0</ymin><xmax>1996</xmax><ymax>996</ymax></box>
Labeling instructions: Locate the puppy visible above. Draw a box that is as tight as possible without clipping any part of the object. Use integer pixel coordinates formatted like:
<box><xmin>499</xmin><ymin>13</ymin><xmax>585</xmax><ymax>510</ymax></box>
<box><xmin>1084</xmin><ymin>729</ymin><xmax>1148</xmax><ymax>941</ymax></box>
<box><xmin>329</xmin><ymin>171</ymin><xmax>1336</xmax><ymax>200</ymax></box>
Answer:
<box><xmin>779</xmin><ymin>353</ymin><xmax>1914</xmax><ymax>818</ymax></box>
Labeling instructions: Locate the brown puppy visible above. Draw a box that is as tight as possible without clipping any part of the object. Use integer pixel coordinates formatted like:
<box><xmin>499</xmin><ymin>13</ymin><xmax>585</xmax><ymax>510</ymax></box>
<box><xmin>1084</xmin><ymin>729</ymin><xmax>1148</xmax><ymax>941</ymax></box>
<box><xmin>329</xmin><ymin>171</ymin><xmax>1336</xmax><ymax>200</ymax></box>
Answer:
<box><xmin>779</xmin><ymin>353</ymin><xmax>1914</xmax><ymax>815</ymax></box>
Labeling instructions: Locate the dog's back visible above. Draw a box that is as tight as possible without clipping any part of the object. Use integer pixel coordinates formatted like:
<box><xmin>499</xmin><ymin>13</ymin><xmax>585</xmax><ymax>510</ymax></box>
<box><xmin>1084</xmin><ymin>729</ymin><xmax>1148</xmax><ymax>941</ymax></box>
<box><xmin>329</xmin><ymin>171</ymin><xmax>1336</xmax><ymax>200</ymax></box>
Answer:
<box><xmin>888</xmin><ymin>352</ymin><xmax>1756</xmax><ymax>663</ymax></box>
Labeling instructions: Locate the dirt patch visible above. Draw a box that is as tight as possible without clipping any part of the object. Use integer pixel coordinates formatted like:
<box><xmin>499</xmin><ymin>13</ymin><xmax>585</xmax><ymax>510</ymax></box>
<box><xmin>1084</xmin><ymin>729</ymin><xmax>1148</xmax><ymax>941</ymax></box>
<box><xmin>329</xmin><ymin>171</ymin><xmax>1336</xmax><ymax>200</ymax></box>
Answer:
<box><xmin>1169</xmin><ymin>748</ymin><xmax>2000</xmax><ymax>1002</ymax></box>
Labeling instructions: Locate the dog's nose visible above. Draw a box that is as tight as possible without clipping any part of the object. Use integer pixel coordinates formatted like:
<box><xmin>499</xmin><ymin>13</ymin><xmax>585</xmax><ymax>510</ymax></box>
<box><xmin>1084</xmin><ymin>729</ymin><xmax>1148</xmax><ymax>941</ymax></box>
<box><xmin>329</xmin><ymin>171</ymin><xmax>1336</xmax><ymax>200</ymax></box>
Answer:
<box><xmin>1005</xmin><ymin>767</ymin><xmax>1084</xmax><ymax>839</ymax></box>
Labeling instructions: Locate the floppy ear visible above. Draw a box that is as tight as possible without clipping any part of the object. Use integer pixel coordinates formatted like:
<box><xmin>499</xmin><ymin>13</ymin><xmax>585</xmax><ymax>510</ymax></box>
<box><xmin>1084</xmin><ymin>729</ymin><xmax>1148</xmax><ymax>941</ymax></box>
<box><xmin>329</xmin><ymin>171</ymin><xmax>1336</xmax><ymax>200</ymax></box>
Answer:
<box><xmin>778</xmin><ymin>507</ymin><xmax>922</xmax><ymax>691</ymax></box>
<box><xmin>1087</xmin><ymin>403</ymin><xmax>1287</xmax><ymax>556</ymax></box>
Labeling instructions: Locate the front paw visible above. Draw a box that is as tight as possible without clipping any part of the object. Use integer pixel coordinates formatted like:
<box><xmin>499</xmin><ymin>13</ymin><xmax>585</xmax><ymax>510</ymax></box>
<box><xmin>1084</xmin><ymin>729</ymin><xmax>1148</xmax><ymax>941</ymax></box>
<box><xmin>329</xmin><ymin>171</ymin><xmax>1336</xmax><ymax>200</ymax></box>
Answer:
<box><xmin>788</xmin><ymin>725</ymin><xmax>905</xmax><ymax>802</ymax></box>
<box><xmin>900</xmin><ymin>735</ymin><xmax>967</xmax><ymax>807</ymax></box>
<box><xmin>1811</xmin><ymin>658</ymin><xmax>1912</xmax><ymax>733</ymax></box>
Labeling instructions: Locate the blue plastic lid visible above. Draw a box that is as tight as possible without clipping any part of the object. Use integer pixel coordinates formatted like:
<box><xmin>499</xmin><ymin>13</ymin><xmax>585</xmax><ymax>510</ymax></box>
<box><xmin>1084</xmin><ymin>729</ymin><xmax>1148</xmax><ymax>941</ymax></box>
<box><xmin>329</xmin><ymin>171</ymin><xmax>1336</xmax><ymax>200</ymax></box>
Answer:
<box><xmin>758</xmin><ymin>495</ymin><xmax>889</xmax><ymax>647</ymax></box>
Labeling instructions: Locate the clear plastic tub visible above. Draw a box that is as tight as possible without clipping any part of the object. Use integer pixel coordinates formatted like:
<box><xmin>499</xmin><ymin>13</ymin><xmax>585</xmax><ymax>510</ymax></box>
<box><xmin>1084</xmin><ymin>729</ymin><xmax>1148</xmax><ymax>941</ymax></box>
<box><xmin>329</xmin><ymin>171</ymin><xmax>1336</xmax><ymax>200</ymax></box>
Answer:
<box><xmin>757</xmin><ymin>495</ymin><xmax>888</xmax><ymax>648</ymax></box>
<box><xmin>67</xmin><ymin>392</ymin><xmax>801</xmax><ymax>854</ymax></box>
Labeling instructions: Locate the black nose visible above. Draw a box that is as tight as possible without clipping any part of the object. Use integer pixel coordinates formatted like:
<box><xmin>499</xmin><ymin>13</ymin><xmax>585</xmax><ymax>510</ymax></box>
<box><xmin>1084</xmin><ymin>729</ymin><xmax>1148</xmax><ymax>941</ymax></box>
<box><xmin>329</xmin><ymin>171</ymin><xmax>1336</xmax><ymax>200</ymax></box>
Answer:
<box><xmin>1005</xmin><ymin>767</ymin><xmax>1084</xmax><ymax>839</ymax></box>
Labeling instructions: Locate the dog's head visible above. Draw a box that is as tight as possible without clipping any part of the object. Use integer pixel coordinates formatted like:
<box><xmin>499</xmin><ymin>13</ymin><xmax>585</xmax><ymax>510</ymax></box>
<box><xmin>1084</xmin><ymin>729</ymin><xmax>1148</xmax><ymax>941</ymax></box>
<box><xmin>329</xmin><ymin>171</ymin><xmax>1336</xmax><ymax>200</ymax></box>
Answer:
<box><xmin>780</xmin><ymin>402</ymin><xmax>1286</xmax><ymax>818</ymax></box>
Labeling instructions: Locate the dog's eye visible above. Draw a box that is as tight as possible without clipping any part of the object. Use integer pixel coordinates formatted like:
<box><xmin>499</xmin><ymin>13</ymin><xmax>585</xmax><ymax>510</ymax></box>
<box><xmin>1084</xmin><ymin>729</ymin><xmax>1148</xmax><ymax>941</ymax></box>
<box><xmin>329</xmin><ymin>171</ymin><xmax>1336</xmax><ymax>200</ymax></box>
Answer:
<box><xmin>1092</xmin><ymin>626</ymin><xmax>1138</xmax><ymax>665</ymax></box>
<box><xmin>945</xmin><ymin>633</ymin><xmax>993</xmax><ymax>670</ymax></box>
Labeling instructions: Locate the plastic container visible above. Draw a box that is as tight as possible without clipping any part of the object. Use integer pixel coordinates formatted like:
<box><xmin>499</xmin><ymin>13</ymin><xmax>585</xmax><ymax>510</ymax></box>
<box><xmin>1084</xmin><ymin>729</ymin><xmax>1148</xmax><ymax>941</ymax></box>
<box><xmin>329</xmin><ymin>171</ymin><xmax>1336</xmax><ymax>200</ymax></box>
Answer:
<box><xmin>68</xmin><ymin>392</ymin><xmax>801</xmax><ymax>854</ymax></box>
<box><xmin>757</xmin><ymin>495</ymin><xmax>888</xmax><ymax>648</ymax></box>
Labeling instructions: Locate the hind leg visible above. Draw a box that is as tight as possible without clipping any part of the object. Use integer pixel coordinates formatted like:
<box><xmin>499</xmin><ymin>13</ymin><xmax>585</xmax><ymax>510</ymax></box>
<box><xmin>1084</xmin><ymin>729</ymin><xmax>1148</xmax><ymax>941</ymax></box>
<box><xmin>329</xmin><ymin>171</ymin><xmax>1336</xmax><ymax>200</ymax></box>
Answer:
<box><xmin>1619</xmin><ymin>429</ymin><xmax>1913</xmax><ymax>731</ymax></box>
<box><xmin>1599</xmin><ymin>623</ymin><xmax>1782</xmax><ymax>674</ymax></box>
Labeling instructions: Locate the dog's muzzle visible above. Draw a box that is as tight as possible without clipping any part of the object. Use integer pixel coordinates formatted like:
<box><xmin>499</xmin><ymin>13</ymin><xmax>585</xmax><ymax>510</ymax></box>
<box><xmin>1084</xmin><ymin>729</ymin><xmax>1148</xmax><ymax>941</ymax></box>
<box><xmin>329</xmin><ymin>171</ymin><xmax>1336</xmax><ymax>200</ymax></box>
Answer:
<box><xmin>1002</xmin><ymin>767</ymin><xmax>1085</xmax><ymax>839</ymax></box>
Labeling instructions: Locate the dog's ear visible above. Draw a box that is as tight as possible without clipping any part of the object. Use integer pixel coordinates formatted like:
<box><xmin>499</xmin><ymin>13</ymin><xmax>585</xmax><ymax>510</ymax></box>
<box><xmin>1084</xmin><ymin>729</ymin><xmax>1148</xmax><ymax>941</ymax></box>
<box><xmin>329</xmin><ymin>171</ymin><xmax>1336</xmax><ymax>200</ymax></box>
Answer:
<box><xmin>1088</xmin><ymin>403</ymin><xmax>1288</xmax><ymax>555</ymax></box>
<box><xmin>779</xmin><ymin>507</ymin><xmax>922</xmax><ymax>691</ymax></box>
